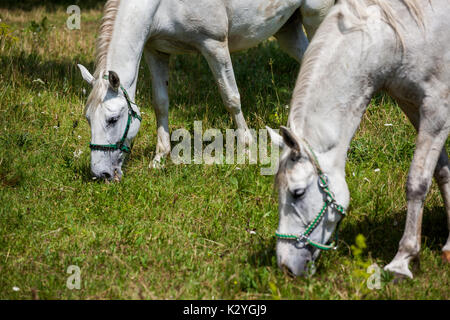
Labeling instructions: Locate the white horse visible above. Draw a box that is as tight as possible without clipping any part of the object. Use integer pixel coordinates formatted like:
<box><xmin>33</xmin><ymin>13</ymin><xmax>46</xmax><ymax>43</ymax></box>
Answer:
<box><xmin>268</xmin><ymin>0</ymin><xmax>449</xmax><ymax>278</ymax></box>
<box><xmin>78</xmin><ymin>0</ymin><xmax>335</xmax><ymax>180</ymax></box>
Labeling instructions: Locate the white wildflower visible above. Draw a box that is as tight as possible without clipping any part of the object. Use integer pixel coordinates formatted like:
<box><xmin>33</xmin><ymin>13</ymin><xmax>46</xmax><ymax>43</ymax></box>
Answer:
<box><xmin>33</xmin><ymin>78</ymin><xmax>45</xmax><ymax>85</ymax></box>
<box><xmin>73</xmin><ymin>149</ymin><xmax>83</xmax><ymax>158</ymax></box>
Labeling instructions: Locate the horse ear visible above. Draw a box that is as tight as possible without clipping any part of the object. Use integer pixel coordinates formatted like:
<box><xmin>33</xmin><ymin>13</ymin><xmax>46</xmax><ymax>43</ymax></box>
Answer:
<box><xmin>266</xmin><ymin>126</ymin><xmax>285</xmax><ymax>148</ymax></box>
<box><xmin>108</xmin><ymin>70</ymin><xmax>120</xmax><ymax>92</ymax></box>
<box><xmin>77</xmin><ymin>64</ymin><xmax>94</xmax><ymax>86</ymax></box>
<box><xmin>280</xmin><ymin>126</ymin><xmax>301</xmax><ymax>155</ymax></box>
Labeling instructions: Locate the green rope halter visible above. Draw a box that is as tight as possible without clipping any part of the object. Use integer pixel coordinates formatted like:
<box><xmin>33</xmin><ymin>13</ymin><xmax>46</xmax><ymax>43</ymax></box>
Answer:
<box><xmin>275</xmin><ymin>140</ymin><xmax>347</xmax><ymax>251</ymax></box>
<box><xmin>89</xmin><ymin>75</ymin><xmax>142</xmax><ymax>154</ymax></box>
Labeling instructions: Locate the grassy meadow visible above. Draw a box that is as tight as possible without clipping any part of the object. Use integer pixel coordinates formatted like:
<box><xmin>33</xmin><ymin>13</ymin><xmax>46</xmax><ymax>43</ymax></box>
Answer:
<box><xmin>0</xmin><ymin>4</ymin><xmax>449</xmax><ymax>300</ymax></box>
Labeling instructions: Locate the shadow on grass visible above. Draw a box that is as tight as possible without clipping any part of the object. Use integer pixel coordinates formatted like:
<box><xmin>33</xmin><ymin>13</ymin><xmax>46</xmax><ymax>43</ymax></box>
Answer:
<box><xmin>2</xmin><ymin>39</ymin><xmax>298</xmax><ymax>128</ymax></box>
<box><xmin>0</xmin><ymin>50</ymin><xmax>94</xmax><ymax>94</ymax></box>
<box><xmin>247</xmin><ymin>236</ymin><xmax>277</xmax><ymax>268</ymax></box>
<box><xmin>0</xmin><ymin>0</ymin><xmax>104</xmax><ymax>11</ymax></box>
<box><xmin>73</xmin><ymin>161</ymin><xmax>93</xmax><ymax>183</ymax></box>
<box><xmin>3</xmin><ymin>41</ymin><xmax>298</xmax><ymax>186</ymax></box>
<box><xmin>246</xmin><ymin>205</ymin><xmax>448</xmax><ymax>270</ymax></box>
<box><xmin>340</xmin><ymin>205</ymin><xmax>448</xmax><ymax>262</ymax></box>
<box><xmin>165</xmin><ymin>42</ymin><xmax>299</xmax><ymax>128</ymax></box>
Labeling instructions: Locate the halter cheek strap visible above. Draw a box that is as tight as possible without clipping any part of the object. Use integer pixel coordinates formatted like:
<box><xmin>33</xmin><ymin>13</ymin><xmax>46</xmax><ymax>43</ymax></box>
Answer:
<box><xmin>89</xmin><ymin>75</ymin><xmax>142</xmax><ymax>154</ymax></box>
<box><xmin>275</xmin><ymin>141</ymin><xmax>347</xmax><ymax>251</ymax></box>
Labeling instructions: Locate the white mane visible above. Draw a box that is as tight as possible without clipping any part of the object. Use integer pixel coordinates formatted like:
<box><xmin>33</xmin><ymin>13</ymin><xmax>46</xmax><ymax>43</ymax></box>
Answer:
<box><xmin>85</xmin><ymin>0</ymin><xmax>121</xmax><ymax>112</ymax></box>
<box><xmin>338</xmin><ymin>0</ymin><xmax>424</xmax><ymax>46</ymax></box>
<box><xmin>288</xmin><ymin>0</ymin><xmax>424</xmax><ymax>133</ymax></box>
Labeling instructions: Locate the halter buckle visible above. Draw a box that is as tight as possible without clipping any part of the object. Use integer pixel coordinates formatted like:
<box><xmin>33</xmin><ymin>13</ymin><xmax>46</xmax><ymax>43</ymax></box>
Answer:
<box><xmin>318</xmin><ymin>174</ymin><xmax>329</xmax><ymax>188</ymax></box>
<box><xmin>295</xmin><ymin>235</ymin><xmax>308</xmax><ymax>248</ymax></box>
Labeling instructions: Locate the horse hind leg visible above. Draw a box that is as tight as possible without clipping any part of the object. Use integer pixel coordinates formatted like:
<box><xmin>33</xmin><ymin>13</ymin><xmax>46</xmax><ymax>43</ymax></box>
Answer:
<box><xmin>199</xmin><ymin>39</ymin><xmax>253</xmax><ymax>147</ymax></box>
<box><xmin>144</xmin><ymin>49</ymin><xmax>171</xmax><ymax>168</ymax></box>
<box><xmin>435</xmin><ymin>149</ymin><xmax>450</xmax><ymax>263</ymax></box>
<box><xmin>274</xmin><ymin>10</ymin><xmax>309</xmax><ymax>63</ymax></box>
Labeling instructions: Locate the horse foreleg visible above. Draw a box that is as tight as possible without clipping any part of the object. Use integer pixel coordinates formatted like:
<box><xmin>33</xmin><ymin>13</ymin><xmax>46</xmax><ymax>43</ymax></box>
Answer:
<box><xmin>199</xmin><ymin>39</ymin><xmax>252</xmax><ymax>147</ymax></box>
<box><xmin>397</xmin><ymin>102</ymin><xmax>450</xmax><ymax>264</ymax></box>
<box><xmin>434</xmin><ymin>149</ymin><xmax>450</xmax><ymax>262</ymax></box>
<box><xmin>385</xmin><ymin>124</ymin><xmax>449</xmax><ymax>279</ymax></box>
<box><xmin>274</xmin><ymin>10</ymin><xmax>309</xmax><ymax>63</ymax></box>
<box><xmin>144</xmin><ymin>49</ymin><xmax>171</xmax><ymax>168</ymax></box>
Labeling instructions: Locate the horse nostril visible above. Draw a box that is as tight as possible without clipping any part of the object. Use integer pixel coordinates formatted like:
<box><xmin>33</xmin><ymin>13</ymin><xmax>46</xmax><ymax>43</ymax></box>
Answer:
<box><xmin>100</xmin><ymin>171</ymin><xmax>112</xmax><ymax>180</ymax></box>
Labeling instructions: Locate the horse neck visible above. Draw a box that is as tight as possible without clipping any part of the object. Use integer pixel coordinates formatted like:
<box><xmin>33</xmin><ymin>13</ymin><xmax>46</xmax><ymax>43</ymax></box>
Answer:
<box><xmin>106</xmin><ymin>0</ymin><xmax>157</xmax><ymax>100</ymax></box>
<box><xmin>289</xmin><ymin>14</ymin><xmax>398</xmax><ymax>175</ymax></box>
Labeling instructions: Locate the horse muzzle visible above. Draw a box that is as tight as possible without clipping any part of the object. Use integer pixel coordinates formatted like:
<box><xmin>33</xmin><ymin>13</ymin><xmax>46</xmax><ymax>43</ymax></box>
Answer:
<box><xmin>277</xmin><ymin>240</ymin><xmax>315</xmax><ymax>276</ymax></box>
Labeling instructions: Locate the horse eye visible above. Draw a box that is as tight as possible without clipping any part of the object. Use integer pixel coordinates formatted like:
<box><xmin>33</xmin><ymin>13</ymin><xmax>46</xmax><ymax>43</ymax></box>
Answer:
<box><xmin>291</xmin><ymin>188</ymin><xmax>306</xmax><ymax>199</ymax></box>
<box><xmin>107</xmin><ymin>116</ymin><xmax>119</xmax><ymax>125</ymax></box>
<box><xmin>290</xmin><ymin>152</ymin><xmax>301</xmax><ymax>162</ymax></box>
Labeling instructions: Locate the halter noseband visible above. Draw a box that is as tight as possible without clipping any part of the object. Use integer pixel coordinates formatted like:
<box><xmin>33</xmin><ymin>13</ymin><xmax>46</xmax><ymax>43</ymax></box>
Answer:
<box><xmin>89</xmin><ymin>75</ymin><xmax>142</xmax><ymax>154</ymax></box>
<box><xmin>275</xmin><ymin>140</ymin><xmax>347</xmax><ymax>251</ymax></box>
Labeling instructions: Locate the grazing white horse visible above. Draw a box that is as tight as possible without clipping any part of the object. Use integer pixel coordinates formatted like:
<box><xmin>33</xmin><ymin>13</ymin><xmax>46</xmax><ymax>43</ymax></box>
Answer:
<box><xmin>269</xmin><ymin>0</ymin><xmax>449</xmax><ymax>278</ymax></box>
<box><xmin>78</xmin><ymin>0</ymin><xmax>335</xmax><ymax>180</ymax></box>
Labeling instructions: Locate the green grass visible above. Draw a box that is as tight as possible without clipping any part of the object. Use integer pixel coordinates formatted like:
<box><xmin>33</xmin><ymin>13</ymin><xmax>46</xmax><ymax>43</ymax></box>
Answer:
<box><xmin>0</xmin><ymin>6</ymin><xmax>449</xmax><ymax>300</ymax></box>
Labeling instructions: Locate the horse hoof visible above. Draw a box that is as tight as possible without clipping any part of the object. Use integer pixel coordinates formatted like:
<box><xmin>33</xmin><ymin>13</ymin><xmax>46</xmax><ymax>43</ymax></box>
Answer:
<box><xmin>384</xmin><ymin>263</ymin><xmax>413</xmax><ymax>280</ymax></box>
<box><xmin>442</xmin><ymin>251</ymin><xmax>450</xmax><ymax>263</ymax></box>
